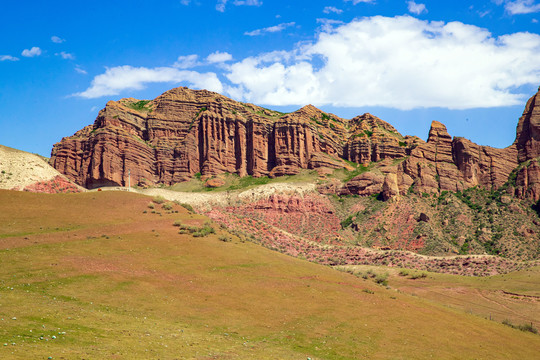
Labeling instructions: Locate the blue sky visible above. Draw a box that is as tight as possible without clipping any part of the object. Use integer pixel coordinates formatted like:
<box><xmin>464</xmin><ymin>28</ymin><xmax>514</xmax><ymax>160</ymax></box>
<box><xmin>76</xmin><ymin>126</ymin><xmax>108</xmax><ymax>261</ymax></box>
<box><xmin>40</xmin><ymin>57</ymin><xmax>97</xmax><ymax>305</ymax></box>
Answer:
<box><xmin>1</xmin><ymin>0</ymin><xmax>540</xmax><ymax>157</ymax></box>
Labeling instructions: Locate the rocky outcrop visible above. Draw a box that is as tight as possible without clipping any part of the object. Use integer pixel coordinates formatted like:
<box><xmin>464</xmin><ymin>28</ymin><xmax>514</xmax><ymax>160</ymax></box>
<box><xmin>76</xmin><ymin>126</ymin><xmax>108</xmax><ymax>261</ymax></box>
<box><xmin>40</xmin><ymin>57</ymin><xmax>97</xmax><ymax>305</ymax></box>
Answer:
<box><xmin>51</xmin><ymin>88</ymin><xmax>354</xmax><ymax>188</ymax></box>
<box><xmin>396</xmin><ymin>121</ymin><xmax>519</xmax><ymax>195</ymax></box>
<box><xmin>343</xmin><ymin>113</ymin><xmax>422</xmax><ymax>166</ymax></box>
<box><xmin>513</xmin><ymin>86</ymin><xmax>540</xmax><ymax>201</ymax></box>
<box><xmin>51</xmin><ymin>86</ymin><xmax>540</xmax><ymax>201</ymax></box>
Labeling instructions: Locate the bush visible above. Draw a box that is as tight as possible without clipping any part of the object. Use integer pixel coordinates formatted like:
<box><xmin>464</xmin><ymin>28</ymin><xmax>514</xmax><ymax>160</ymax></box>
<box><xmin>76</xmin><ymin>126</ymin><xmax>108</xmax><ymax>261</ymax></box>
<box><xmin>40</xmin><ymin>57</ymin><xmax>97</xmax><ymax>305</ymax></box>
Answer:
<box><xmin>398</xmin><ymin>269</ymin><xmax>409</xmax><ymax>277</ymax></box>
<box><xmin>374</xmin><ymin>273</ymin><xmax>388</xmax><ymax>286</ymax></box>
<box><xmin>148</xmin><ymin>202</ymin><xmax>155</xmax><ymax>209</ymax></box>
<box><xmin>502</xmin><ymin>319</ymin><xmax>538</xmax><ymax>334</ymax></box>
<box><xmin>174</xmin><ymin>201</ymin><xmax>194</xmax><ymax>213</ymax></box>
<box><xmin>340</xmin><ymin>215</ymin><xmax>353</xmax><ymax>229</ymax></box>
<box><xmin>162</xmin><ymin>202</ymin><xmax>174</xmax><ymax>210</ymax></box>
<box><xmin>176</xmin><ymin>222</ymin><xmax>215</xmax><ymax>237</ymax></box>
<box><xmin>192</xmin><ymin>225</ymin><xmax>215</xmax><ymax>237</ymax></box>
<box><xmin>409</xmin><ymin>272</ymin><xmax>427</xmax><ymax>280</ymax></box>
<box><xmin>152</xmin><ymin>195</ymin><xmax>165</xmax><ymax>204</ymax></box>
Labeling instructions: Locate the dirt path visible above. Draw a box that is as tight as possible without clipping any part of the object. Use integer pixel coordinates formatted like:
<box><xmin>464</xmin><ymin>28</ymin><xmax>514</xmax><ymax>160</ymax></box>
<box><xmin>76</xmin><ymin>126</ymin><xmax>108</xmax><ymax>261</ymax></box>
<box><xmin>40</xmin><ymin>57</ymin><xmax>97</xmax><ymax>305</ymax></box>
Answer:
<box><xmin>95</xmin><ymin>182</ymin><xmax>317</xmax><ymax>210</ymax></box>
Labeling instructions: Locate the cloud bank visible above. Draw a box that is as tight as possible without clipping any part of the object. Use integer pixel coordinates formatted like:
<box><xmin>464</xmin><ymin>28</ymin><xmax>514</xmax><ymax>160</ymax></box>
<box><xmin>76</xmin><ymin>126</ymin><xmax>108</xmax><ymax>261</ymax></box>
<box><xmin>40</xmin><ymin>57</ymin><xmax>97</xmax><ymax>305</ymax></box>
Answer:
<box><xmin>502</xmin><ymin>0</ymin><xmax>540</xmax><ymax>14</ymax></box>
<box><xmin>74</xmin><ymin>66</ymin><xmax>223</xmax><ymax>98</ymax></box>
<box><xmin>227</xmin><ymin>16</ymin><xmax>540</xmax><ymax>109</ymax></box>
<box><xmin>75</xmin><ymin>16</ymin><xmax>540</xmax><ymax>110</ymax></box>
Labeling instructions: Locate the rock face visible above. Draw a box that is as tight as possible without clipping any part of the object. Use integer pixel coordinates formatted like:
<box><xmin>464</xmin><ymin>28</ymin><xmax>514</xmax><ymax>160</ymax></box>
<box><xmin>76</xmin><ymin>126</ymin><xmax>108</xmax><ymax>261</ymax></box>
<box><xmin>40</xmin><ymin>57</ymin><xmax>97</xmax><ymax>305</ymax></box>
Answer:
<box><xmin>398</xmin><ymin>121</ymin><xmax>519</xmax><ymax>195</ymax></box>
<box><xmin>51</xmin><ymin>86</ymin><xmax>540</xmax><ymax>201</ymax></box>
<box><xmin>514</xmin><ymin>86</ymin><xmax>540</xmax><ymax>201</ymax></box>
<box><xmin>51</xmin><ymin>88</ymin><xmax>353</xmax><ymax>188</ymax></box>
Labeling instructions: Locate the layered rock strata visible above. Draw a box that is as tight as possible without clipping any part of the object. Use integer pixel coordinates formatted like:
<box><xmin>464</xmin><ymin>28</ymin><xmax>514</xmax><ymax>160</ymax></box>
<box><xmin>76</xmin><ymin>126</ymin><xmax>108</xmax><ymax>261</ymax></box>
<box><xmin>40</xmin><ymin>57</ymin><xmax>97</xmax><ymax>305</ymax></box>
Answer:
<box><xmin>51</xmin><ymin>86</ymin><xmax>540</xmax><ymax>201</ymax></box>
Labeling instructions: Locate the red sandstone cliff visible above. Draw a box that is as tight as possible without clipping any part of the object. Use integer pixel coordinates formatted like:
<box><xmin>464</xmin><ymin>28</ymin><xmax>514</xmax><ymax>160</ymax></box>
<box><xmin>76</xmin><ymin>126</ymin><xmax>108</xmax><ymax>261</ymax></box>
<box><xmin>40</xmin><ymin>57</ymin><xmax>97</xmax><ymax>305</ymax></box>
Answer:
<box><xmin>51</xmin><ymin>86</ymin><xmax>540</xmax><ymax>201</ymax></box>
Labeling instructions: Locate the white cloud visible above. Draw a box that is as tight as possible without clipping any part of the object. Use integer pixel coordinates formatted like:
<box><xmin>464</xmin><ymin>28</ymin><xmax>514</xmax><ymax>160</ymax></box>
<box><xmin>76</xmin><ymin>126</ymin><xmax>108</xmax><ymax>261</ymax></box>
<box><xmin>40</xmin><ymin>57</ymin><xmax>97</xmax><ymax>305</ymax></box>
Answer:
<box><xmin>206</xmin><ymin>51</ymin><xmax>233</xmax><ymax>63</ymax></box>
<box><xmin>216</xmin><ymin>0</ymin><xmax>227</xmax><ymax>11</ymax></box>
<box><xmin>225</xmin><ymin>16</ymin><xmax>540</xmax><ymax>110</ymax></box>
<box><xmin>503</xmin><ymin>0</ymin><xmax>540</xmax><ymax>14</ymax></box>
<box><xmin>407</xmin><ymin>1</ymin><xmax>427</xmax><ymax>15</ymax></box>
<box><xmin>216</xmin><ymin>0</ymin><xmax>262</xmax><ymax>11</ymax></box>
<box><xmin>345</xmin><ymin>0</ymin><xmax>376</xmax><ymax>4</ymax></box>
<box><xmin>21</xmin><ymin>47</ymin><xmax>42</xmax><ymax>57</ymax></box>
<box><xmin>0</xmin><ymin>55</ymin><xmax>19</xmax><ymax>61</ymax></box>
<box><xmin>233</xmin><ymin>0</ymin><xmax>262</xmax><ymax>5</ymax></box>
<box><xmin>51</xmin><ymin>36</ymin><xmax>65</xmax><ymax>43</ymax></box>
<box><xmin>73</xmin><ymin>65</ymin><xmax>223</xmax><ymax>98</ymax></box>
<box><xmin>245</xmin><ymin>22</ymin><xmax>296</xmax><ymax>36</ymax></box>
<box><xmin>323</xmin><ymin>6</ymin><xmax>343</xmax><ymax>14</ymax></box>
<box><xmin>56</xmin><ymin>51</ymin><xmax>75</xmax><ymax>60</ymax></box>
<box><xmin>75</xmin><ymin>65</ymin><xmax>87</xmax><ymax>74</ymax></box>
<box><xmin>180</xmin><ymin>0</ymin><xmax>190</xmax><ymax>4</ymax></box>
<box><xmin>173</xmin><ymin>54</ymin><xmax>200</xmax><ymax>69</ymax></box>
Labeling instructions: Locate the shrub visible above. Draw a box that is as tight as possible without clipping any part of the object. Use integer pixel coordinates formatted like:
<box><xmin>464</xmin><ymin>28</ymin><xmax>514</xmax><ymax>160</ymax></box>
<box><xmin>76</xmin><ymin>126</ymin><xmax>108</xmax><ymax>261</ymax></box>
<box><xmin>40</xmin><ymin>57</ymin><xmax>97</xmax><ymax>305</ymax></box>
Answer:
<box><xmin>340</xmin><ymin>215</ymin><xmax>353</xmax><ymax>229</ymax></box>
<box><xmin>152</xmin><ymin>195</ymin><xmax>165</xmax><ymax>204</ymax></box>
<box><xmin>409</xmin><ymin>272</ymin><xmax>427</xmax><ymax>280</ymax></box>
<box><xmin>148</xmin><ymin>202</ymin><xmax>155</xmax><ymax>209</ymax></box>
<box><xmin>374</xmin><ymin>273</ymin><xmax>388</xmax><ymax>286</ymax></box>
<box><xmin>502</xmin><ymin>319</ymin><xmax>538</xmax><ymax>334</ymax></box>
<box><xmin>398</xmin><ymin>269</ymin><xmax>409</xmax><ymax>277</ymax></box>
<box><xmin>162</xmin><ymin>202</ymin><xmax>174</xmax><ymax>211</ymax></box>
<box><xmin>180</xmin><ymin>203</ymin><xmax>194</xmax><ymax>213</ymax></box>
<box><xmin>218</xmin><ymin>235</ymin><xmax>231</xmax><ymax>242</ymax></box>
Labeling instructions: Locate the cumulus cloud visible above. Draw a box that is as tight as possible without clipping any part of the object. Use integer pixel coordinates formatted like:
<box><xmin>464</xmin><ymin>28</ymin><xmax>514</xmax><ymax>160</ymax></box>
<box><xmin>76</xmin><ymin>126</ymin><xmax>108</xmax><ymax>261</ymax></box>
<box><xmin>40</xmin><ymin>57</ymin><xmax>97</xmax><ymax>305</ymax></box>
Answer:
<box><xmin>173</xmin><ymin>54</ymin><xmax>200</xmax><ymax>69</ymax></box>
<box><xmin>206</xmin><ymin>51</ymin><xmax>233</xmax><ymax>63</ymax></box>
<box><xmin>0</xmin><ymin>55</ymin><xmax>19</xmax><ymax>61</ymax></box>
<box><xmin>503</xmin><ymin>0</ymin><xmax>540</xmax><ymax>14</ymax></box>
<box><xmin>56</xmin><ymin>51</ymin><xmax>75</xmax><ymax>60</ymax></box>
<box><xmin>21</xmin><ymin>47</ymin><xmax>42</xmax><ymax>57</ymax></box>
<box><xmin>407</xmin><ymin>1</ymin><xmax>427</xmax><ymax>15</ymax></box>
<box><xmin>73</xmin><ymin>65</ymin><xmax>223</xmax><ymax>98</ymax></box>
<box><xmin>225</xmin><ymin>16</ymin><xmax>540</xmax><ymax>109</ymax></box>
<box><xmin>323</xmin><ymin>6</ymin><xmax>343</xmax><ymax>14</ymax></box>
<box><xmin>244</xmin><ymin>22</ymin><xmax>296</xmax><ymax>36</ymax></box>
<box><xmin>51</xmin><ymin>36</ymin><xmax>65</xmax><ymax>43</ymax></box>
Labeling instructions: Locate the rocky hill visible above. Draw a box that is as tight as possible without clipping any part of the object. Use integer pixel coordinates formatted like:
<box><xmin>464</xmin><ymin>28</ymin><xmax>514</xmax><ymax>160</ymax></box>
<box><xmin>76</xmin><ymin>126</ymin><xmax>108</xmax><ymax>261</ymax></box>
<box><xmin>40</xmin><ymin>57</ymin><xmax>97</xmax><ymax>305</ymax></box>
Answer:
<box><xmin>51</xmin><ymin>86</ymin><xmax>540</xmax><ymax>203</ymax></box>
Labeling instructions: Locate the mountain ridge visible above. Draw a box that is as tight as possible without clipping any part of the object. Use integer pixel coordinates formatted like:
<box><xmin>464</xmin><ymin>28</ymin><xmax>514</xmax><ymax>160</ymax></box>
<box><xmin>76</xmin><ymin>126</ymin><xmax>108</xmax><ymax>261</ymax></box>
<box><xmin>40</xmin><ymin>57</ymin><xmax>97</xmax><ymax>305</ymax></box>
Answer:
<box><xmin>50</xmin><ymin>86</ymin><xmax>540</xmax><ymax>201</ymax></box>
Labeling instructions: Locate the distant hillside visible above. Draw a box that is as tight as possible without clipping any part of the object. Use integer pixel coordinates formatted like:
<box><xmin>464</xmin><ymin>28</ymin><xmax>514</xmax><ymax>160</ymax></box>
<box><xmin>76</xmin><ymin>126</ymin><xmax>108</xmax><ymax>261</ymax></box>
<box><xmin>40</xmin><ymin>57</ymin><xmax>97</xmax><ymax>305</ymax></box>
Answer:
<box><xmin>0</xmin><ymin>144</ymin><xmax>81</xmax><ymax>193</ymax></box>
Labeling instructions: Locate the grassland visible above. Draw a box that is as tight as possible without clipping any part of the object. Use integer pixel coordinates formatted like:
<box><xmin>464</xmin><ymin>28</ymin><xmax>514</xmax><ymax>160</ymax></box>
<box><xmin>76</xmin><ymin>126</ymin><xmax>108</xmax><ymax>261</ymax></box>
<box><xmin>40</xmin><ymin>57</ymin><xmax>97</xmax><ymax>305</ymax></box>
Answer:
<box><xmin>0</xmin><ymin>190</ymin><xmax>538</xmax><ymax>359</ymax></box>
<box><xmin>336</xmin><ymin>265</ymin><xmax>540</xmax><ymax>331</ymax></box>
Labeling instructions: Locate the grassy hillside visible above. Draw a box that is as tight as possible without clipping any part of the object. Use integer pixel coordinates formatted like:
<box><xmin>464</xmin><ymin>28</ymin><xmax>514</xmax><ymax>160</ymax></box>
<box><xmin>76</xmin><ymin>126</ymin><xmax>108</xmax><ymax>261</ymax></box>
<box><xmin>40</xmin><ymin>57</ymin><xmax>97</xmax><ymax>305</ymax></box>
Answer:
<box><xmin>0</xmin><ymin>190</ymin><xmax>538</xmax><ymax>359</ymax></box>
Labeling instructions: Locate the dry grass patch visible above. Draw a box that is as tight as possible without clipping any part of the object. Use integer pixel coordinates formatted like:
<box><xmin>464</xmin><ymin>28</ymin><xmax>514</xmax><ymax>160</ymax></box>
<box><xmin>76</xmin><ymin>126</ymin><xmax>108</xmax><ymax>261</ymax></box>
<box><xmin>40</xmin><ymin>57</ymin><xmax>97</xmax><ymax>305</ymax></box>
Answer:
<box><xmin>0</xmin><ymin>190</ymin><xmax>538</xmax><ymax>359</ymax></box>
